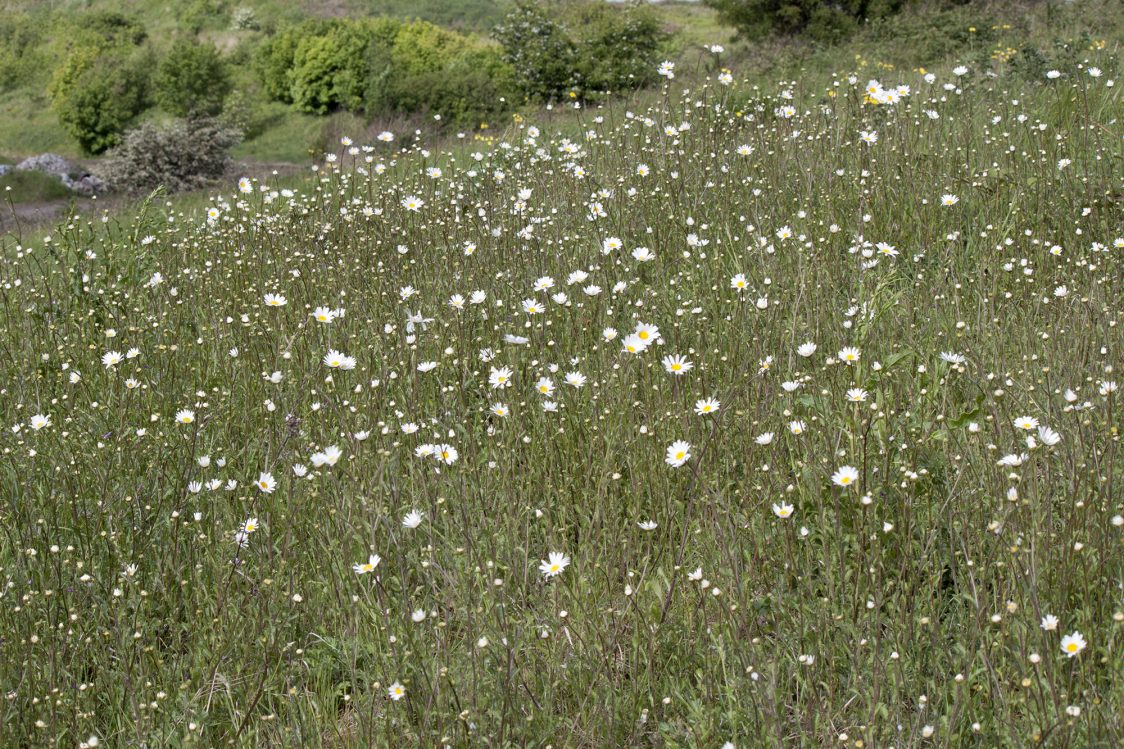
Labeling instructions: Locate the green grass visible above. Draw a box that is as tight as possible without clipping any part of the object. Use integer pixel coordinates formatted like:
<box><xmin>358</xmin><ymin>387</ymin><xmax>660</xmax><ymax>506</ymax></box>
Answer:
<box><xmin>0</xmin><ymin>88</ymin><xmax>78</xmax><ymax>159</ymax></box>
<box><xmin>0</xmin><ymin>168</ymin><xmax>74</xmax><ymax>202</ymax></box>
<box><xmin>0</xmin><ymin>3</ymin><xmax>1122</xmax><ymax>744</ymax></box>
<box><xmin>230</xmin><ymin>105</ymin><xmax>329</xmax><ymax>163</ymax></box>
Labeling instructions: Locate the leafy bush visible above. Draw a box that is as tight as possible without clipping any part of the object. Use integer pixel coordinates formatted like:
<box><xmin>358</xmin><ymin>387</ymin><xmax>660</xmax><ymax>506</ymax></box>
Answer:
<box><xmin>47</xmin><ymin>12</ymin><xmax>152</xmax><ymax>154</ymax></box>
<box><xmin>563</xmin><ymin>1</ymin><xmax>667</xmax><ymax>98</ymax></box>
<box><xmin>66</xmin><ymin>10</ymin><xmax>148</xmax><ymax>48</ymax></box>
<box><xmin>863</xmin><ymin>4</ymin><xmax>998</xmax><ymax>66</ymax></box>
<box><xmin>492</xmin><ymin>4</ymin><xmax>578</xmax><ymax>101</ymax></box>
<box><xmin>176</xmin><ymin>0</ymin><xmax>230</xmax><ymax>35</ymax></box>
<box><xmin>256</xmin><ymin>18</ymin><xmax>517</xmax><ymax>128</ymax></box>
<box><xmin>367</xmin><ymin>38</ymin><xmax>519</xmax><ymax>128</ymax></box>
<box><xmin>231</xmin><ymin>6</ymin><xmax>260</xmax><ymax>31</ymax></box>
<box><xmin>0</xmin><ymin>14</ymin><xmax>47</xmax><ymax>92</ymax></box>
<box><xmin>155</xmin><ymin>39</ymin><xmax>233</xmax><ymax>118</ymax></box>
<box><xmin>255</xmin><ymin>20</ymin><xmax>332</xmax><ymax>104</ymax></box>
<box><xmin>255</xmin><ymin>19</ymin><xmax>392</xmax><ymax>111</ymax></box>
<box><xmin>94</xmin><ymin>117</ymin><xmax>242</xmax><ymax>194</ymax></box>
<box><xmin>49</xmin><ymin>48</ymin><xmax>152</xmax><ymax>154</ymax></box>
<box><xmin>494</xmin><ymin>1</ymin><xmax>668</xmax><ymax>102</ymax></box>
<box><xmin>706</xmin><ymin>0</ymin><xmax>906</xmax><ymax>43</ymax></box>
<box><xmin>289</xmin><ymin>21</ymin><xmax>386</xmax><ymax>114</ymax></box>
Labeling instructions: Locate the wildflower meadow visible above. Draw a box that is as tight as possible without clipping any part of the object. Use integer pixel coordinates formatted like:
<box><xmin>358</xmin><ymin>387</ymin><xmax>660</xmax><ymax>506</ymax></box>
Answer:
<box><xmin>1</xmin><ymin>36</ymin><xmax>1122</xmax><ymax>749</ymax></box>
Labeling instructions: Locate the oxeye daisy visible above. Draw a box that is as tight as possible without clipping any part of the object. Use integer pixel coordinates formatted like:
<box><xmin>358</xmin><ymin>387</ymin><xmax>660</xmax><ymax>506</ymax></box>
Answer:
<box><xmin>1013</xmin><ymin>416</ymin><xmax>1039</xmax><ymax>430</ymax></box>
<box><xmin>1060</xmin><ymin>631</ymin><xmax>1086</xmax><ymax>657</ymax></box>
<box><xmin>387</xmin><ymin>682</ymin><xmax>406</xmax><ymax>701</ymax></box>
<box><xmin>772</xmin><ymin>502</ymin><xmax>794</xmax><ymax>519</ymax></box>
<box><xmin>564</xmin><ymin>371</ymin><xmax>586</xmax><ymax>388</ymax></box>
<box><xmin>838</xmin><ymin>346</ymin><xmax>861</xmax><ymax>364</ymax></box>
<box><xmin>175</xmin><ymin>409</ymin><xmax>195</xmax><ymax>425</ymax></box>
<box><xmin>622</xmin><ymin>334</ymin><xmax>648</xmax><ymax>354</ymax></box>
<box><xmin>665</xmin><ymin>440</ymin><xmax>691</xmax><ymax>467</ymax></box>
<box><xmin>694</xmin><ymin>398</ymin><xmax>720</xmax><ymax>415</ymax></box>
<box><xmin>634</xmin><ymin>322</ymin><xmax>660</xmax><ymax>343</ymax></box>
<box><xmin>662</xmin><ymin>354</ymin><xmax>693</xmax><ymax>375</ymax></box>
<box><xmin>353</xmin><ymin>554</ymin><xmax>381</xmax><ymax>575</ymax></box>
<box><xmin>256</xmin><ymin>472</ymin><xmax>276</xmax><ymax>493</ymax></box>
<box><xmin>1037</xmin><ymin>425</ymin><xmax>1061</xmax><ymax>446</ymax></box>
<box><xmin>489</xmin><ymin>366</ymin><xmax>513</xmax><ymax>389</ymax></box>
<box><xmin>831</xmin><ymin>465</ymin><xmax>859</xmax><ymax>487</ymax></box>
<box><xmin>539</xmin><ymin>551</ymin><xmax>570</xmax><ymax>578</ymax></box>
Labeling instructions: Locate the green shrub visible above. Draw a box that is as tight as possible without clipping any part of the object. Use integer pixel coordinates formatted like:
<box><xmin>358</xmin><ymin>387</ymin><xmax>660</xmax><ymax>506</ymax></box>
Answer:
<box><xmin>155</xmin><ymin>39</ymin><xmax>232</xmax><ymax>118</ymax></box>
<box><xmin>176</xmin><ymin>0</ymin><xmax>230</xmax><ymax>35</ymax></box>
<box><xmin>493</xmin><ymin>4</ymin><xmax>578</xmax><ymax>101</ymax></box>
<box><xmin>254</xmin><ymin>20</ymin><xmax>335</xmax><ymax>104</ymax></box>
<box><xmin>0</xmin><ymin>14</ymin><xmax>47</xmax><ymax>92</ymax></box>
<box><xmin>256</xmin><ymin>17</ymin><xmax>515</xmax><ymax>128</ymax></box>
<box><xmin>94</xmin><ymin>117</ymin><xmax>242</xmax><ymax>194</ymax></box>
<box><xmin>367</xmin><ymin>37</ymin><xmax>519</xmax><ymax>129</ymax></box>
<box><xmin>563</xmin><ymin>1</ymin><xmax>667</xmax><ymax>98</ymax></box>
<box><xmin>231</xmin><ymin>6</ymin><xmax>260</xmax><ymax>31</ymax></box>
<box><xmin>67</xmin><ymin>10</ymin><xmax>148</xmax><ymax>48</ymax></box>
<box><xmin>49</xmin><ymin>48</ymin><xmax>152</xmax><ymax>155</ymax></box>
<box><xmin>47</xmin><ymin>12</ymin><xmax>152</xmax><ymax>154</ymax></box>
<box><xmin>706</xmin><ymin>0</ymin><xmax>906</xmax><ymax>43</ymax></box>
<box><xmin>289</xmin><ymin>23</ymin><xmax>374</xmax><ymax>114</ymax></box>
<box><xmin>386</xmin><ymin>18</ymin><xmax>469</xmax><ymax>73</ymax></box>
<box><xmin>257</xmin><ymin>19</ymin><xmax>400</xmax><ymax>113</ymax></box>
<box><xmin>494</xmin><ymin>1</ymin><xmax>667</xmax><ymax>102</ymax></box>
<box><xmin>864</xmin><ymin>5</ymin><xmax>998</xmax><ymax>67</ymax></box>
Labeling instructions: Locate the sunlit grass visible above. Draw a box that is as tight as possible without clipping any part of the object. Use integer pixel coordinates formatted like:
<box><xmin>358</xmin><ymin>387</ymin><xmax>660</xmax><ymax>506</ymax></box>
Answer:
<box><xmin>0</xmin><ymin>9</ymin><xmax>1121</xmax><ymax>748</ymax></box>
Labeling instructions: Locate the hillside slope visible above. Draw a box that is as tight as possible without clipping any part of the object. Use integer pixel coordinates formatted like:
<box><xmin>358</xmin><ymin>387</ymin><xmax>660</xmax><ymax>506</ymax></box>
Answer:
<box><xmin>0</xmin><ymin>2</ymin><xmax>1120</xmax><ymax>744</ymax></box>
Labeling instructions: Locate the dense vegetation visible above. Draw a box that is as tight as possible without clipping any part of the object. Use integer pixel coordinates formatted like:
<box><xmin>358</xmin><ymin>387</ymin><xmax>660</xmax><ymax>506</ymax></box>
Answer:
<box><xmin>706</xmin><ymin>0</ymin><xmax>906</xmax><ymax>43</ymax></box>
<box><xmin>1</xmin><ymin>1</ymin><xmax>1120</xmax><ymax>745</ymax></box>
<box><xmin>0</xmin><ymin>0</ymin><xmax>672</xmax><ymax>164</ymax></box>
